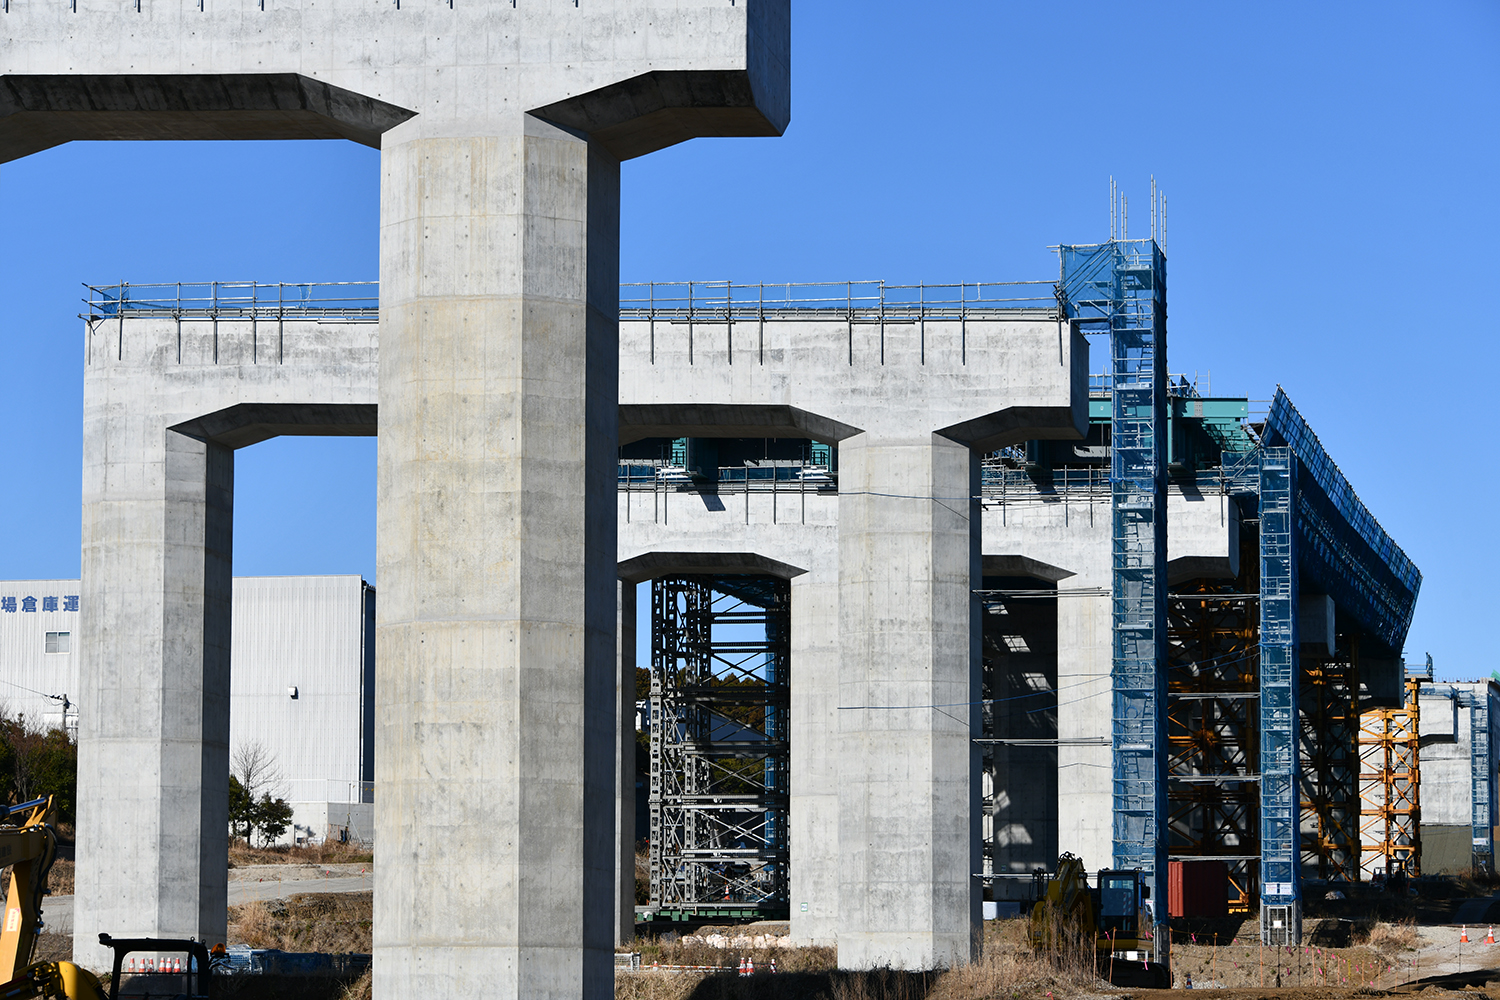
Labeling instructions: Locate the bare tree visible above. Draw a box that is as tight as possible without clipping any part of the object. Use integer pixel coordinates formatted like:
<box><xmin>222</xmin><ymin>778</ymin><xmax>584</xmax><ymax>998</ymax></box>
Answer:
<box><xmin>232</xmin><ymin>740</ymin><xmax>283</xmax><ymax>804</ymax></box>
<box><xmin>231</xmin><ymin>741</ymin><xmax>288</xmax><ymax>847</ymax></box>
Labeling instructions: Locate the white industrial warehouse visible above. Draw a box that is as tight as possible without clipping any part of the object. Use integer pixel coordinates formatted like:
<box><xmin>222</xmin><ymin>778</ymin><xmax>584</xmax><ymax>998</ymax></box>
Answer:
<box><xmin>0</xmin><ymin>576</ymin><xmax>373</xmax><ymax>846</ymax></box>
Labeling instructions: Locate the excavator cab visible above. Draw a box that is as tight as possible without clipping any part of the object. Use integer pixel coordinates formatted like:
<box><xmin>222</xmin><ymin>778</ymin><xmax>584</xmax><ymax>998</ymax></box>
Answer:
<box><xmin>1096</xmin><ymin>869</ymin><xmax>1143</xmax><ymax>943</ymax></box>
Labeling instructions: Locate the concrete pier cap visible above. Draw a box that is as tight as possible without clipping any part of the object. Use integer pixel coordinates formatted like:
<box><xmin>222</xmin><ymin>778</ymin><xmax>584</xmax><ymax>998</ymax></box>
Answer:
<box><xmin>4</xmin><ymin>4</ymin><xmax>789</xmax><ymax>996</ymax></box>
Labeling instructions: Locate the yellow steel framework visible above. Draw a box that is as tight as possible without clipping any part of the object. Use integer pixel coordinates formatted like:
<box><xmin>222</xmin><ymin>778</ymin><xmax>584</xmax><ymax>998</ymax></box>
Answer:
<box><xmin>1300</xmin><ymin>638</ymin><xmax>1361</xmax><ymax>881</ymax></box>
<box><xmin>1358</xmin><ymin>674</ymin><xmax>1422</xmax><ymax>877</ymax></box>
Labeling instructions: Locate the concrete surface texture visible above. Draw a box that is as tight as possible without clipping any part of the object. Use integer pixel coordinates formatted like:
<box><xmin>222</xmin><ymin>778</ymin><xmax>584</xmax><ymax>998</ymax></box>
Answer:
<box><xmin>74</xmin><ymin>316</ymin><xmax>377</xmax><ymax>972</ymax></box>
<box><xmin>618</xmin><ymin>313</ymin><xmax>1088</xmax><ymax>968</ymax></box>
<box><xmin>3</xmin><ymin>5</ymin><xmax>790</xmax><ymax>997</ymax></box>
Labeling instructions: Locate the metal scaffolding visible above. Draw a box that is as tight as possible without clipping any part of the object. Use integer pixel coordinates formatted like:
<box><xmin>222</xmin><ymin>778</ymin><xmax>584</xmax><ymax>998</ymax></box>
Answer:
<box><xmin>1258</xmin><ymin>447</ymin><xmax>1301</xmax><ymax>944</ymax></box>
<box><xmin>1471</xmin><ymin>692</ymin><xmax>1494</xmax><ymax>873</ymax></box>
<box><xmin>1166</xmin><ymin>577</ymin><xmax>1260</xmax><ymax>912</ymax></box>
<box><xmin>1358</xmin><ymin>669</ymin><xmax>1422</xmax><ymax>878</ymax></box>
<box><xmin>1059</xmin><ymin>238</ymin><xmax>1169</xmax><ymax>959</ymax></box>
<box><xmin>1299</xmin><ymin>640</ymin><xmax>1361</xmax><ymax>882</ymax></box>
<box><xmin>648</xmin><ymin>575</ymin><xmax>791</xmax><ymax>920</ymax></box>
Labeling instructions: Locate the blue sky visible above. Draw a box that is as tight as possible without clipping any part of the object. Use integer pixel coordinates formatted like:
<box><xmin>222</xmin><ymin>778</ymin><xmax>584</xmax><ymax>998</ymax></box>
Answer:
<box><xmin>1</xmin><ymin>2</ymin><xmax>1495</xmax><ymax>679</ymax></box>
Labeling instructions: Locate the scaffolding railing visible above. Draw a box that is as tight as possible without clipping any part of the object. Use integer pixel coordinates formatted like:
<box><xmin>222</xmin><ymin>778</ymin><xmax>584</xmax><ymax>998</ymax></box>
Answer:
<box><xmin>85</xmin><ymin>281</ymin><xmax>380</xmax><ymax>320</ymax></box>
<box><xmin>620</xmin><ymin>279</ymin><xmax>1058</xmax><ymax>321</ymax></box>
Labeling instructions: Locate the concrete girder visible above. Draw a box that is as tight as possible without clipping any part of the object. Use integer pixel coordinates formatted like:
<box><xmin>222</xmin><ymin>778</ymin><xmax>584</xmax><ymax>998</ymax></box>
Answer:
<box><xmin>10</xmin><ymin>6</ymin><xmax>791</xmax><ymax>995</ymax></box>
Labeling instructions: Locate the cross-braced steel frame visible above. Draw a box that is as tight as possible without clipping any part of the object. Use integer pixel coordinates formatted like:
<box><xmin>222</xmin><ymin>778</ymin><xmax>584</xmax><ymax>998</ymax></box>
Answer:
<box><xmin>1358</xmin><ymin>676</ymin><xmax>1421</xmax><ymax>879</ymax></box>
<box><xmin>1166</xmin><ymin>572</ymin><xmax>1260</xmax><ymax>912</ymax></box>
<box><xmin>1299</xmin><ymin>639</ymin><xmax>1361</xmax><ymax>882</ymax></box>
<box><xmin>648</xmin><ymin>574</ymin><xmax>791</xmax><ymax>919</ymax></box>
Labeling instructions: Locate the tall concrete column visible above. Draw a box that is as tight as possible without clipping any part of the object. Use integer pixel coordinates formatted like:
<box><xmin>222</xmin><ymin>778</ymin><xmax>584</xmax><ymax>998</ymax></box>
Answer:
<box><xmin>375</xmin><ymin>118</ymin><xmax>620</xmax><ymax>998</ymax></box>
<box><xmin>1055</xmin><ymin>584</ymin><xmax>1113</xmax><ymax>867</ymax></box>
<box><xmin>616</xmin><ymin>579</ymin><xmax>638</xmax><ymax>946</ymax></box>
<box><xmin>76</xmin><ymin>428</ymin><xmax>233</xmax><ymax>961</ymax></box>
<box><xmin>836</xmin><ymin>433</ymin><xmax>980</xmax><ymax>969</ymax></box>
<box><xmin>790</xmin><ymin>560</ymin><xmax>841</xmax><ymax>946</ymax></box>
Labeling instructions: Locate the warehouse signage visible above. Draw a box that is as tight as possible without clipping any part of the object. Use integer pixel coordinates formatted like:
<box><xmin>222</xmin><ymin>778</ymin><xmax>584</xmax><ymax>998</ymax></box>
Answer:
<box><xmin>0</xmin><ymin>596</ymin><xmax>79</xmax><ymax>613</ymax></box>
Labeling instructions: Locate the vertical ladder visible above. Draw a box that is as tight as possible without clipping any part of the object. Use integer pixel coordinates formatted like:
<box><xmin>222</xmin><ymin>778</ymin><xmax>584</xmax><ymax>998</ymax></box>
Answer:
<box><xmin>1258</xmin><ymin>448</ymin><xmax>1301</xmax><ymax>944</ymax></box>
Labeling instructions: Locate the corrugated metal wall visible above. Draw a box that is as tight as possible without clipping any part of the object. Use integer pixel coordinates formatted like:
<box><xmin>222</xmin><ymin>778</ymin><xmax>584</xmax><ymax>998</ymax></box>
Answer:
<box><xmin>0</xmin><ymin>580</ymin><xmax>82</xmax><ymax>730</ymax></box>
<box><xmin>230</xmin><ymin>576</ymin><xmax>372</xmax><ymax>805</ymax></box>
<box><xmin>0</xmin><ymin>576</ymin><xmax>372</xmax><ymax>817</ymax></box>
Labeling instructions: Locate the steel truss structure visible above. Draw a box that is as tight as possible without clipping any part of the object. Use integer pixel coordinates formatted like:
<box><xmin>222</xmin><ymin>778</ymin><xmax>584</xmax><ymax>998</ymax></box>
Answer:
<box><xmin>1258</xmin><ymin>447</ymin><xmax>1301</xmax><ymax>945</ymax></box>
<box><xmin>1166</xmin><ymin>570</ymin><xmax>1260</xmax><ymax>912</ymax></box>
<box><xmin>648</xmin><ymin>575</ymin><xmax>791</xmax><ymax>920</ymax></box>
<box><xmin>1299</xmin><ymin>640</ymin><xmax>1361</xmax><ymax>882</ymax></box>
<box><xmin>1358</xmin><ymin>672</ymin><xmax>1421</xmax><ymax>878</ymax></box>
<box><xmin>1060</xmin><ymin>239</ymin><xmax>1169</xmax><ymax>958</ymax></box>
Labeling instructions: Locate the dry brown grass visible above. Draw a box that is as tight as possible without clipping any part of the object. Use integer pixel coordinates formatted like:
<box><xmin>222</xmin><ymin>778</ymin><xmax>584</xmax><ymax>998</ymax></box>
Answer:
<box><xmin>336</xmin><ymin>968</ymin><xmax>371</xmax><ymax>1000</ymax></box>
<box><xmin>228</xmin><ymin>840</ymin><xmax>373</xmax><ymax>868</ymax></box>
<box><xmin>635</xmin><ymin>935</ymin><xmax>834</xmax><ymax>974</ymax></box>
<box><xmin>228</xmin><ymin>892</ymin><xmax>372</xmax><ymax>953</ymax></box>
<box><xmin>32</xmin><ymin>932</ymin><xmax>70</xmax><ymax>965</ymax></box>
<box><xmin>47</xmin><ymin>858</ymin><xmax>73</xmax><ymax>895</ymax></box>
<box><xmin>616</xmin><ymin>920</ymin><xmax>1107</xmax><ymax>1000</ymax></box>
<box><xmin>1365</xmin><ymin>919</ymin><xmax>1420</xmax><ymax>952</ymax></box>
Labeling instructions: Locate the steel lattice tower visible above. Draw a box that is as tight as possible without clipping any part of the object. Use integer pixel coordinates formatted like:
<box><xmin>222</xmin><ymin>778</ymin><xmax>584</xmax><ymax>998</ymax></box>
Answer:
<box><xmin>648</xmin><ymin>575</ymin><xmax>791</xmax><ymax>920</ymax></box>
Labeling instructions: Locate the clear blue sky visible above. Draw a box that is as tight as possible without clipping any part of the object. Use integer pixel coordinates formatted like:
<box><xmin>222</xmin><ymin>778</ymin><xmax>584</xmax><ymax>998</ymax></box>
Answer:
<box><xmin>1</xmin><ymin>2</ymin><xmax>1494</xmax><ymax>679</ymax></box>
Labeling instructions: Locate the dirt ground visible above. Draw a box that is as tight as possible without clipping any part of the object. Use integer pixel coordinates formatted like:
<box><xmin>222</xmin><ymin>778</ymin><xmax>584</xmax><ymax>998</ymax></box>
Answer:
<box><xmin>617</xmin><ymin>909</ymin><xmax>1500</xmax><ymax>1000</ymax></box>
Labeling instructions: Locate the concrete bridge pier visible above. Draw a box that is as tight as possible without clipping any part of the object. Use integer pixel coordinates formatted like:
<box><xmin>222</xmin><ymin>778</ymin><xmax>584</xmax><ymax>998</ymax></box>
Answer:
<box><xmin>3</xmin><ymin>4</ymin><xmax>789</xmax><ymax>995</ymax></box>
<box><xmin>373</xmin><ymin>119</ymin><xmax>625</xmax><ymax>997</ymax></box>
<box><xmin>836</xmin><ymin>434</ymin><xmax>981</xmax><ymax>970</ymax></box>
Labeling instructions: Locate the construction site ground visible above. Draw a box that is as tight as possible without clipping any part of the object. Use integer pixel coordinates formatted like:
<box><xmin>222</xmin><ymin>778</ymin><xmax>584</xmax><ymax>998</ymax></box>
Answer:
<box><xmin>617</xmin><ymin>883</ymin><xmax>1500</xmax><ymax>999</ymax></box>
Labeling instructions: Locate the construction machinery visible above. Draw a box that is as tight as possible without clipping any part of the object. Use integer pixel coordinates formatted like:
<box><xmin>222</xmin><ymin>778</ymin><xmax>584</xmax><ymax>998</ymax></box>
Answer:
<box><xmin>0</xmin><ymin>797</ymin><xmax>105</xmax><ymax>1000</ymax></box>
<box><xmin>1029</xmin><ymin>853</ymin><xmax>1168</xmax><ymax>987</ymax></box>
<box><xmin>0</xmin><ymin>798</ymin><xmax>219</xmax><ymax>1000</ymax></box>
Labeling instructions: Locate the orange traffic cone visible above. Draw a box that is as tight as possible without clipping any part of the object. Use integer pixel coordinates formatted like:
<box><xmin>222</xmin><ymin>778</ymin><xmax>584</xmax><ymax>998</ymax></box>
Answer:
<box><xmin>1488</xmin><ymin>927</ymin><xmax>1495</xmax><ymax>945</ymax></box>
<box><xmin>1462</xmin><ymin>926</ymin><xmax>1470</xmax><ymax>943</ymax></box>
<box><xmin>770</xmin><ymin>958</ymin><xmax>778</xmax><ymax>974</ymax></box>
<box><xmin>737</xmin><ymin>957</ymin><xmax>746</xmax><ymax>976</ymax></box>
<box><xmin>748</xmin><ymin>957</ymin><xmax>756</xmax><ymax>975</ymax></box>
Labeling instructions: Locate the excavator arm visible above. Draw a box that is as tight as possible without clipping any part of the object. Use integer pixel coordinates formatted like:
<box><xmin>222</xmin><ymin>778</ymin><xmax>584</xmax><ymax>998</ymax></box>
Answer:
<box><xmin>0</xmin><ymin>798</ymin><xmax>105</xmax><ymax>1000</ymax></box>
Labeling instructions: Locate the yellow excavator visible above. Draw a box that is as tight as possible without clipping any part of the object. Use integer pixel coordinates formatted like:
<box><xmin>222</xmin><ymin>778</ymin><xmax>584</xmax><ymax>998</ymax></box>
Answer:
<box><xmin>0</xmin><ymin>796</ymin><xmax>105</xmax><ymax>999</ymax></box>
<box><xmin>1028</xmin><ymin>853</ymin><xmax>1168</xmax><ymax>987</ymax></box>
<box><xmin>0</xmin><ymin>797</ymin><xmax>217</xmax><ymax>1000</ymax></box>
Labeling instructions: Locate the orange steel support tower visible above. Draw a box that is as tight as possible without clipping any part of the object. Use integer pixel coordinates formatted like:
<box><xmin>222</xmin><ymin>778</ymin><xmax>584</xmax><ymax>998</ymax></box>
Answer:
<box><xmin>1358</xmin><ymin>673</ymin><xmax>1422</xmax><ymax>877</ymax></box>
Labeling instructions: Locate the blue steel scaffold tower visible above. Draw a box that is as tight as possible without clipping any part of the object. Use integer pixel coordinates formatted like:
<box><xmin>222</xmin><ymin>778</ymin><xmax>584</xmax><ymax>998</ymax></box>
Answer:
<box><xmin>1059</xmin><ymin>238</ymin><xmax>1169</xmax><ymax>962</ymax></box>
<box><xmin>1258</xmin><ymin>448</ymin><xmax>1301</xmax><ymax>944</ymax></box>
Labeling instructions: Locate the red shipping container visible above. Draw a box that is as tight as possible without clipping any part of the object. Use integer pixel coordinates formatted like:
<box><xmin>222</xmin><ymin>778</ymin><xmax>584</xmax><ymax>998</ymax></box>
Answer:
<box><xmin>1168</xmin><ymin>860</ymin><xmax>1229</xmax><ymax>918</ymax></box>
